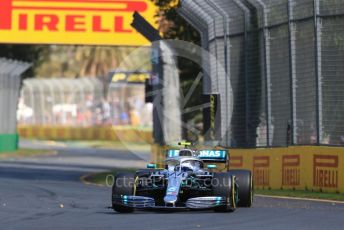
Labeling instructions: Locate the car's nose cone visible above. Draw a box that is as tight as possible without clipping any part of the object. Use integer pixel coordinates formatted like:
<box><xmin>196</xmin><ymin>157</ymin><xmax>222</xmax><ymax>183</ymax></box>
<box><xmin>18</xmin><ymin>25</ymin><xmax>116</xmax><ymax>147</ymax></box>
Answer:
<box><xmin>164</xmin><ymin>194</ymin><xmax>178</xmax><ymax>205</ymax></box>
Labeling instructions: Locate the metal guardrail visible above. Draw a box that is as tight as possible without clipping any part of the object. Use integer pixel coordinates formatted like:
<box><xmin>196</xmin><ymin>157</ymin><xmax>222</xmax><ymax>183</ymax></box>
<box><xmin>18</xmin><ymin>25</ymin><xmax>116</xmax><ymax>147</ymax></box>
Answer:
<box><xmin>19</xmin><ymin>78</ymin><xmax>104</xmax><ymax>126</ymax></box>
<box><xmin>20</xmin><ymin>77</ymin><xmax>152</xmax><ymax>127</ymax></box>
<box><xmin>178</xmin><ymin>0</ymin><xmax>344</xmax><ymax>147</ymax></box>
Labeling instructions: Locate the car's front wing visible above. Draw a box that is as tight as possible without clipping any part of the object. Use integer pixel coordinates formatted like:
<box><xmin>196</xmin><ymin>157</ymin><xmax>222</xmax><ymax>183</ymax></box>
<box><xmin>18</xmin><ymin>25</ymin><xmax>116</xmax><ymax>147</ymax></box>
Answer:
<box><xmin>112</xmin><ymin>195</ymin><xmax>227</xmax><ymax>211</ymax></box>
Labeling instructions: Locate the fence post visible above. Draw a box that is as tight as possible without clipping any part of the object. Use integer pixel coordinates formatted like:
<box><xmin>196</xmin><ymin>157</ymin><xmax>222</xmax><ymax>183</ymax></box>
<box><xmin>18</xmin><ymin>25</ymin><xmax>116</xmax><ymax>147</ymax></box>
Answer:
<box><xmin>314</xmin><ymin>0</ymin><xmax>322</xmax><ymax>145</ymax></box>
<box><xmin>204</xmin><ymin>0</ymin><xmax>231</xmax><ymax>146</ymax></box>
<box><xmin>234</xmin><ymin>0</ymin><xmax>251</xmax><ymax>146</ymax></box>
<box><xmin>288</xmin><ymin>0</ymin><xmax>296</xmax><ymax>145</ymax></box>
<box><xmin>255</xmin><ymin>0</ymin><xmax>272</xmax><ymax>147</ymax></box>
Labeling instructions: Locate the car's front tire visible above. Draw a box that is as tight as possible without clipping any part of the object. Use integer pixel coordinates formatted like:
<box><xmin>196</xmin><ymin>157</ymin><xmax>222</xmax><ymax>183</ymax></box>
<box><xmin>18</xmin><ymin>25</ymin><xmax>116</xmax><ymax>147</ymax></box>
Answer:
<box><xmin>229</xmin><ymin>169</ymin><xmax>253</xmax><ymax>207</ymax></box>
<box><xmin>112</xmin><ymin>172</ymin><xmax>135</xmax><ymax>213</ymax></box>
<box><xmin>212</xmin><ymin>172</ymin><xmax>236</xmax><ymax>212</ymax></box>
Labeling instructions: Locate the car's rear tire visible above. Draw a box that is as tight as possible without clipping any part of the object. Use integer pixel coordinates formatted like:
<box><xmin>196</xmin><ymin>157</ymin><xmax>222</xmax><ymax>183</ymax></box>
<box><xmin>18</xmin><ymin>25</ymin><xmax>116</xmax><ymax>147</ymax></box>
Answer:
<box><xmin>112</xmin><ymin>172</ymin><xmax>135</xmax><ymax>213</ymax></box>
<box><xmin>229</xmin><ymin>169</ymin><xmax>253</xmax><ymax>207</ymax></box>
<box><xmin>212</xmin><ymin>172</ymin><xmax>236</xmax><ymax>212</ymax></box>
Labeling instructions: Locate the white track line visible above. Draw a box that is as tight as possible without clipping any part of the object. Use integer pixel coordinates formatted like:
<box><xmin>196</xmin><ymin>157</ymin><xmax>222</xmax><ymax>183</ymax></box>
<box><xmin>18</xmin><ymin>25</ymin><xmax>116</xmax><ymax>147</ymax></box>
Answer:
<box><xmin>255</xmin><ymin>194</ymin><xmax>344</xmax><ymax>204</ymax></box>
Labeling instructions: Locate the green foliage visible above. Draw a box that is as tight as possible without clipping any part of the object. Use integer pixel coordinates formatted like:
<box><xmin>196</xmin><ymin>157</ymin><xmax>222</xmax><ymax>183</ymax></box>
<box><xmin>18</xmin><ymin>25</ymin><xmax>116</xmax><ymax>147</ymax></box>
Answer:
<box><xmin>151</xmin><ymin>0</ymin><xmax>199</xmax><ymax>42</ymax></box>
<box><xmin>0</xmin><ymin>44</ymin><xmax>48</xmax><ymax>78</ymax></box>
<box><xmin>35</xmin><ymin>45</ymin><xmax>150</xmax><ymax>79</ymax></box>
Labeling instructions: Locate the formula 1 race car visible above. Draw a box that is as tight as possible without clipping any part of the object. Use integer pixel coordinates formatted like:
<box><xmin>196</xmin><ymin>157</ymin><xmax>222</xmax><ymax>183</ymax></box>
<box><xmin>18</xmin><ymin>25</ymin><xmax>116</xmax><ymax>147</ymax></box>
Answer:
<box><xmin>111</xmin><ymin>142</ymin><xmax>253</xmax><ymax>213</ymax></box>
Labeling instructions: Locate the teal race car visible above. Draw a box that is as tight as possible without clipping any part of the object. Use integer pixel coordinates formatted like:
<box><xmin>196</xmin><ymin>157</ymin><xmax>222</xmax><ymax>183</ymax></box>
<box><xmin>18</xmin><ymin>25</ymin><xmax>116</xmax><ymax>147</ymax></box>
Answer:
<box><xmin>112</xmin><ymin>142</ymin><xmax>253</xmax><ymax>213</ymax></box>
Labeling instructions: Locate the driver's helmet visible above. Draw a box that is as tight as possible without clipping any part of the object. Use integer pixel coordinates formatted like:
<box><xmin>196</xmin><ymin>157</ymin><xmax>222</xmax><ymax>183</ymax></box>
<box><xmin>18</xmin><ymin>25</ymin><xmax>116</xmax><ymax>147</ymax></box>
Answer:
<box><xmin>180</xmin><ymin>160</ymin><xmax>201</xmax><ymax>172</ymax></box>
<box><xmin>180</xmin><ymin>161</ymin><xmax>193</xmax><ymax>171</ymax></box>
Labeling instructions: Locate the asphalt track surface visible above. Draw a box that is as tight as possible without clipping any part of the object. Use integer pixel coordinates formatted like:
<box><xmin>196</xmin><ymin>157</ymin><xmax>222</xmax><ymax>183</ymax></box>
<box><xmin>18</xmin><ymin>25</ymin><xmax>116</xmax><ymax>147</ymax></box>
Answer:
<box><xmin>1</xmin><ymin>141</ymin><xmax>344</xmax><ymax>230</ymax></box>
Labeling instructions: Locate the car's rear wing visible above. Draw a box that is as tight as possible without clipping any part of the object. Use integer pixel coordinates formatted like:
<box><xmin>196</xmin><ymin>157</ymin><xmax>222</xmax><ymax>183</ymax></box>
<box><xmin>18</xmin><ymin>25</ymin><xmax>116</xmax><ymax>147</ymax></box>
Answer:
<box><xmin>166</xmin><ymin>149</ymin><xmax>228</xmax><ymax>163</ymax></box>
<box><xmin>198</xmin><ymin>150</ymin><xmax>228</xmax><ymax>163</ymax></box>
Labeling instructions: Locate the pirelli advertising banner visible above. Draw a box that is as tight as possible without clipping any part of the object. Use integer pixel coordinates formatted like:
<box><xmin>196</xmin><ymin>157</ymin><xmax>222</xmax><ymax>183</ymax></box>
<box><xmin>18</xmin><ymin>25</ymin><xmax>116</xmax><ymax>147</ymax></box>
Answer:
<box><xmin>229</xmin><ymin>146</ymin><xmax>344</xmax><ymax>193</ymax></box>
<box><xmin>152</xmin><ymin>145</ymin><xmax>344</xmax><ymax>193</ymax></box>
<box><xmin>0</xmin><ymin>0</ymin><xmax>157</xmax><ymax>45</ymax></box>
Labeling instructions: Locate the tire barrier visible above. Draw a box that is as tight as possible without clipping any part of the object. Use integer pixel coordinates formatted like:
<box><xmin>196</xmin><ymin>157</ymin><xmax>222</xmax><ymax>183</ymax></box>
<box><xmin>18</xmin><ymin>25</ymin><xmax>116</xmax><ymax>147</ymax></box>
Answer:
<box><xmin>152</xmin><ymin>145</ymin><xmax>344</xmax><ymax>193</ymax></box>
<box><xmin>18</xmin><ymin>125</ymin><xmax>153</xmax><ymax>144</ymax></box>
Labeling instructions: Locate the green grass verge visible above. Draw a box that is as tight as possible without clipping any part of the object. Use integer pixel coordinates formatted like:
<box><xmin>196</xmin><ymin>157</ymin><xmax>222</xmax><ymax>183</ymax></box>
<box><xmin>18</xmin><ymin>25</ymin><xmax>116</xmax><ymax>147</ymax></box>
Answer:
<box><xmin>83</xmin><ymin>168</ymin><xmax>136</xmax><ymax>186</ymax></box>
<box><xmin>255</xmin><ymin>189</ymin><xmax>344</xmax><ymax>201</ymax></box>
<box><xmin>0</xmin><ymin>149</ymin><xmax>56</xmax><ymax>159</ymax></box>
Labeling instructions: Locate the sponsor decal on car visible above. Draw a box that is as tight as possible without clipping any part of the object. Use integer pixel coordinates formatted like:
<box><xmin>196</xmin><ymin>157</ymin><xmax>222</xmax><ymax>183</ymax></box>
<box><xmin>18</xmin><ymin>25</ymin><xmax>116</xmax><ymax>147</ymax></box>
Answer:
<box><xmin>167</xmin><ymin>150</ymin><xmax>180</xmax><ymax>158</ymax></box>
<box><xmin>198</xmin><ymin>150</ymin><xmax>227</xmax><ymax>161</ymax></box>
<box><xmin>166</xmin><ymin>187</ymin><xmax>178</xmax><ymax>195</ymax></box>
<box><xmin>167</xmin><ymin>149</ymin><xmax>227</xmax><ymax>161</ymax></box>
<box><xmin>167</xmin><ymin>187</ymin><xmax>177</xmax><ymax>192</ymax></box>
